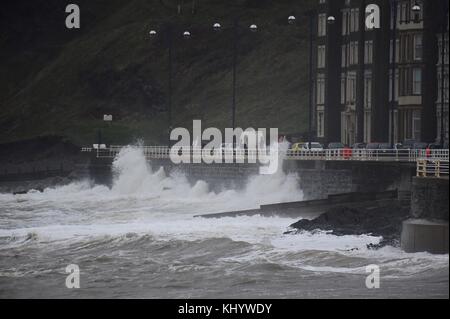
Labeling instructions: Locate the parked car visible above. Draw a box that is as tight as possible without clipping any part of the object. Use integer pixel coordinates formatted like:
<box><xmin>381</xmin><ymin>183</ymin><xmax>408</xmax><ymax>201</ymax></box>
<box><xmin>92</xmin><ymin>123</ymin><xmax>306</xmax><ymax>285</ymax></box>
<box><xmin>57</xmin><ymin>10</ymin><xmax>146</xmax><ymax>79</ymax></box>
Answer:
<box><xmin>395</xmin><ymin>145</ymin><xmax>411</xmax><ymax>159</ymax></box>
<box><xmin>351</xmin><ymin>143</ymin><xmax>367</xmax><ymax>157</ymax></box>
<box><xmin>378</xmin><ymin>143</ymin><xmax>393</xmax><ymax>149</ymax></box>
<box><xmin>377</xmin><ymin>143</ymin><xmax>395</xmax><ymax>157</ymax></box>
<box><xmin>413</xmin><ymin>142</ymin><xmax>428</xmax><ymax>150</ymax></box>
<box><xmin>302</xmin><ymin>142</ymin><xmax>324</xmax><ymax>151</ymax></box>
<box><xmin>428</xmin><ymin>143</ymin><xmax>443</xmax><ymax>150</ymax></box>
<box><xmin>291</xmin><ymin>143</ymin><xmax>306</xmax><ymax>151</ymax></box>
<box><xmin>394</xmin><ymin>141</ymin><xmax>430</xmax><ymax>158</ymax></box>
<box><xmin>366</xmin><ymin>143</ymin><xmax>381</xmax><ymax>150</ymax></box>
<box><xmin>326</xmin><ymin>142</ymin><xmax>345</xmax><ymax>157</ymax></box>
<box><xmin>400</xmin><ymin>139</ymin><xmax>417</xmax><ymax>149</ymax></box>
<box><xmin>363</xmin><ymin>143</ymin><xmax>380</xmax><ymax>158</ymax></box>
<box><xmin>327</xmin><ymin>142</ymin><xmax>345</xmax><ymax>149</ymax></box>
<box><xmin>352</xmin><ymin>143</ymin><xmax>367</xmax><ymax>149</ymax></box>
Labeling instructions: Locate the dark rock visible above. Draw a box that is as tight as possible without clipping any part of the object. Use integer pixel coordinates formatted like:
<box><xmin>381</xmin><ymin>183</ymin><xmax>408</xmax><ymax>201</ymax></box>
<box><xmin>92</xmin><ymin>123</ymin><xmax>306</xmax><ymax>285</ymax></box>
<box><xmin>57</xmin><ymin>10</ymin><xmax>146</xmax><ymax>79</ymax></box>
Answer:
<box><xmin>288</xmin><ymin>201</ymin><xmax>410</xmax><ymax>249</ymax></box>
<box><xmin>12</xmin><ymin>190</ymin><xmax>28</xmax><ymax>195</ymax></box>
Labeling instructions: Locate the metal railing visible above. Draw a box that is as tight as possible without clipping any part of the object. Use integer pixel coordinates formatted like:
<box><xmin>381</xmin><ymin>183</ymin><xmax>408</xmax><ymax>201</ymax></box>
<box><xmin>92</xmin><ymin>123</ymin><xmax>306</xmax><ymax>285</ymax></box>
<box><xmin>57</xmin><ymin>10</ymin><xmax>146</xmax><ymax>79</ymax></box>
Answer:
<box><xmin>98</xmin><ymin>146</ymin><xmax>272</xmax><ymax>162</ymax></box>
<box><xmin>81</xmin><ymin>146</ymin><xmax>450</xmax><ymax>163</ymax></box>
<box><xmin>417</xmin><ymin>159</ymin><xmax>449</xmax><ymax>178</ymax></box>
<box><xmin>286</xmin><ymin>149</ymin><xmax>449</xmax><ymax>162</ymax></box>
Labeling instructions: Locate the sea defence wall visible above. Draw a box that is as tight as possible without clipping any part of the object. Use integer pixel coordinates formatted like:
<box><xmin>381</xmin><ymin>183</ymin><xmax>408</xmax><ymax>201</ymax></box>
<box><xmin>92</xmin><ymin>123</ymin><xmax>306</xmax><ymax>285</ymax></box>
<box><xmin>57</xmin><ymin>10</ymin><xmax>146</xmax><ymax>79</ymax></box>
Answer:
<box><xmin>401</xmin><ymin>177</ymin><xmax>449</xmax><ymax>254</ymax></box>
<box><xmin>195</xmin><ymin>190</ymin><xmax>400</xmax><ymax>219</ymax></box>
<box><xmin>410</xmin><ymin>177</ymin><xmax>449</xmax><ymax>221</ymax></box>
<box><xmin>284</xmin><ymin>160</ymin><xmax>415</xmax><ymax>200</ymax></box>
<box><xmin>151</xmin><ymin>159</ymin><xmax>259</xmax><ymax>190</ymax></box>
<box><xmin>87</xmin><ymin>157</ymin><xmax>260</xmax><ymax>191</ymax></box>
<box><xmin>87</xmin><ymin>155</ymin><xmax>416</xmax><ymax>200</ymax></box>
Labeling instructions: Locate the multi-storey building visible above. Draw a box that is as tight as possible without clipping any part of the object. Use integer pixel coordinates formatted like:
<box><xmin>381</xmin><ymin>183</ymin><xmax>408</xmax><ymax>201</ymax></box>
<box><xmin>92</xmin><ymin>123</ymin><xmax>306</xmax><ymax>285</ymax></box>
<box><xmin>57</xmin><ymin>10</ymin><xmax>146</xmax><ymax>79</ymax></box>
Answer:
<box><xmin>313</xmin><ymin>0</ymin><xmax>447</xmax><ymax>145</ymax></box>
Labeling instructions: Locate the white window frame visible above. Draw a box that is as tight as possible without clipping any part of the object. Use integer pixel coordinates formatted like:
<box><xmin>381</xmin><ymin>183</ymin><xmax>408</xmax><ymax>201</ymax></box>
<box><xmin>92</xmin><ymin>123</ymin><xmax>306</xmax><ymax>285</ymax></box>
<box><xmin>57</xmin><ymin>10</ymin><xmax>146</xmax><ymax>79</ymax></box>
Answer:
<box><xmin>414</xmin><ymin>33</ymin><xmax>423</xmax><ymax>61</ymax></box>
<box><xmin>413</xmin><ymin>68</ymin><xmax>422</xmax><ymax>95</ymax></box>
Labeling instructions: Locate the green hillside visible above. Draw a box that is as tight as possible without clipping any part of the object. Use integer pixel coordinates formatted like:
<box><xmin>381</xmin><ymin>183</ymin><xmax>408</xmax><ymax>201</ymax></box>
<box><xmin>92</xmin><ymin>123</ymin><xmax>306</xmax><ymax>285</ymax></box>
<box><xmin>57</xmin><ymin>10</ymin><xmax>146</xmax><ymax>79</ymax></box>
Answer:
<box><xmin>0</xmin><ymin>0</ymin><xmax>314</xmax><ymax>146</ymax></box>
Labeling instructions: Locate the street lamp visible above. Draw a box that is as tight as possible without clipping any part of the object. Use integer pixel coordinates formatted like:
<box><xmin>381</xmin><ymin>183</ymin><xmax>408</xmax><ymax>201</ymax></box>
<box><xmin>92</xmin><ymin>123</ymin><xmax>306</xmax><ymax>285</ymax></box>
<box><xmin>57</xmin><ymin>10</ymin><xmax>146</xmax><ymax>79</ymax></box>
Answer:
<box><xmin>412</xmin><ymin>3</ymin><xmax>421</xmax><ymax>23</ymax></box>
<box><xmin>149</xmin><ymin>25</ymin><xmax>191</xmax><ymax>146</ymax></box>
<box><xmin>327</xmin><ymin>15</ymin><xmax>336</xmax><ymax>25</ymax></box>
<box><xmin>288</xmin><ymin>12</ymin><xmax>315</xmax><ymax>150</ymax></box>
<box><xmin>288</xmin><ymin>12</ymin><xmax>334</xmax><ymax>148</ymax></box>
<box><xmin>249</xmin><ymin>24</ymin><xmax>258</xmax><ymax>32</ymax></box>
<box><xmin>183</xmin><ymin>31</ymin><xmax>191</xmax><ymax>39</ymax></box>
<box><xmin>439</xmin><ymin>5</ymin><xmax>448</xmax><ymax>147</ymax></box>
<box><xmin>389</xmin><ymin>1</ymin><xmax>421</xmax><ymax>147</ymax></box>
<box><xmin>287</xmin><ymin>15</ymin><xmax>296</xmax><ymax>25</ymax></box>
<box><xmin>412</xmin><ymin>3</ymin><xmax>421</xmax><ymax>12</ymax></box>
<box><xmin>390</xmin><ymin>0</ymin><xmax>398</xmax><ymax>148</ymax></box>
<box><xmin>212</xmin><ymin>20</ymin><xmax>258</xmax><ymax>131</ymax></box>
<box><xmin>326</xmin><ymin>15</ymin><xmax>335</xmax><ymax>144</ymax></box>
<box><xmin>96</xmin><ymin>115</ymin><xmax>113</xmax><ymax>149</ymax></box>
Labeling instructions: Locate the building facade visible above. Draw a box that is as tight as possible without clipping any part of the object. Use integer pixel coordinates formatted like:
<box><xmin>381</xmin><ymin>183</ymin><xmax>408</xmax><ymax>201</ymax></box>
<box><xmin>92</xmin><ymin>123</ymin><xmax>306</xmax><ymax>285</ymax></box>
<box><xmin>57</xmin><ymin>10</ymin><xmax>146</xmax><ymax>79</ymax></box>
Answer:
<box><xmin>313</xmin><ymin>0</ymin><xmax>447</xmax><ymax>145</ymax></box>
<box><xmin>436</xmin><ymin>29</ymin><xmax>449</xmax><ymax>146</ymax></box>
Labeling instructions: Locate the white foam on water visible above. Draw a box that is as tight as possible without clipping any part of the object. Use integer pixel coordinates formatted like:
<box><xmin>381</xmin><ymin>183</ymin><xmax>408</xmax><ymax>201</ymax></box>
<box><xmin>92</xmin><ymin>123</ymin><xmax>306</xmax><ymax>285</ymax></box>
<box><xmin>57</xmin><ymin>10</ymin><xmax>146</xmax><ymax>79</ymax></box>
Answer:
<box><xmin>108</xmin><ymin>144</ymin><xmax>303</xmax><ymax>206</ymax></box>
<box><xmin>0</xmin><ymin>144</ymin><xmax>448</xmax><ymax>277</ymax></box>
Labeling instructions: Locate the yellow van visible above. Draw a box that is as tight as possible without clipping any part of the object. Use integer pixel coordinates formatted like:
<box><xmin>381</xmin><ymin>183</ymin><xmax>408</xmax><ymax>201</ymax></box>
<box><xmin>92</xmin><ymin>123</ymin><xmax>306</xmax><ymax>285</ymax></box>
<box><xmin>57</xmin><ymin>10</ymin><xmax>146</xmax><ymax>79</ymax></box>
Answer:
<box><xmin>291</xmin><ymin>143</ymin><xmax>305</xmax><ymax>151</ymax></box>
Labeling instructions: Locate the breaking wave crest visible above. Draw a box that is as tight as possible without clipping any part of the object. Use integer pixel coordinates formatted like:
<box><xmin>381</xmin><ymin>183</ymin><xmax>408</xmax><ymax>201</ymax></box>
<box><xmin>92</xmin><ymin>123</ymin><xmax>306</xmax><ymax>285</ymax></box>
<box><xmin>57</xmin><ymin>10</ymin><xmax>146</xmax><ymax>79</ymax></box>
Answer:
<box><xmin>109</xmin><ymin>144</ymin><xmax>303</xmax><ymax>207</ymax></box>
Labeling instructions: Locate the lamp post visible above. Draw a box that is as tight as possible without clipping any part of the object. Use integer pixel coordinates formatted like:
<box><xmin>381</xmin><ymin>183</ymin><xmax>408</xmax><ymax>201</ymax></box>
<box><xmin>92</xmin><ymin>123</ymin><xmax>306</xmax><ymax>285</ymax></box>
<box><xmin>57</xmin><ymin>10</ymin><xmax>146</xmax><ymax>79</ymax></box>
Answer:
<box><xmin>287</xmin><ymin>12</ymin><xmax>315</xmax><ymax>150</ymax></box>
<box><xmin>96</xmin><ymin>115</ymin><xmax>113</xmax><ymax>149</ymax></box>
<box><xmin>327</xmin><ymin>15</ymin><xmax>336</xmax><ymax>25</ymax></box>
<box><xmin>412</xmin><ymin>3</ymin><xmax>421</xmax><ymax>22</ymax></box>
<box><xmin>212</xmin><ymin>19</ymin><xmax>258</xmax><ymax>132</ymax></box>
<box><xmin>326</xmin><ymin>14</ymin><xmax>336</xmax><ymax>144</ymax></box>
<box><xmin>149</xmin><ymin>25</ymin><xmax>191</xmax><ymax>146</ymax></box>
<box><xmin>390</xmin><ymin>0</ymin><xmax>398</xmax><ymax>148</ymax></box>
<box><xmin>389</xmin><ymin>1</ymin><xmax>421</xmax><ymax>147</ymax></box>
<box><xmin>439</xmin><ymin>4</ymin><xmax>448</xmax><ymax>147</ymax></box>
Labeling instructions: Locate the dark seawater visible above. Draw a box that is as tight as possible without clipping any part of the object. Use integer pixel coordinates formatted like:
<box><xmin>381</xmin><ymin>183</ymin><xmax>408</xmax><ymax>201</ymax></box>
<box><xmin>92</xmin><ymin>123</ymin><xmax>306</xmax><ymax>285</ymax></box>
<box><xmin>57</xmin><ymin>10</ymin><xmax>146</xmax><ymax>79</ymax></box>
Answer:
<box><xmin>0</xmin><ymin>147</ymin><xmax>448</xmax><ymax>298</ymax></box>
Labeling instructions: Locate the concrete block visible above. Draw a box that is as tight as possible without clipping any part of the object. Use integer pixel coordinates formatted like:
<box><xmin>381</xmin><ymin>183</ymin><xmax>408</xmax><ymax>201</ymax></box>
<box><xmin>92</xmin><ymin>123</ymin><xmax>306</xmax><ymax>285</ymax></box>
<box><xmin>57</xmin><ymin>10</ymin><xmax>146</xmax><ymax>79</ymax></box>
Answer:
<box><xmin>401</xmin><ymin>219</ymin><xmax>449</xmax><ymax>254</ymax></box>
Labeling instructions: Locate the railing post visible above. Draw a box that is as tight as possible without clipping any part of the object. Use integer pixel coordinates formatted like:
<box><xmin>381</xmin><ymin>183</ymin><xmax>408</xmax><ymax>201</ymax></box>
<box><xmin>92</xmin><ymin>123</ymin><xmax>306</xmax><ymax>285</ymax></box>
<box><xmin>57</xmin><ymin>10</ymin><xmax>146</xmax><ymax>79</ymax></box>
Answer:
<box><xmin>416</xmin><ymin>160</ymin><xmax>419</xmax><ymax>177</ymax></box>
<box><xmin>417</xmin><ymin>159</ymin><xmax>423</xmax><ymax>177</ymax></box>
<box><xmin>436</xmin><ymin>160</ymin><xmax>440</xmax><ymax>178</ymax></box>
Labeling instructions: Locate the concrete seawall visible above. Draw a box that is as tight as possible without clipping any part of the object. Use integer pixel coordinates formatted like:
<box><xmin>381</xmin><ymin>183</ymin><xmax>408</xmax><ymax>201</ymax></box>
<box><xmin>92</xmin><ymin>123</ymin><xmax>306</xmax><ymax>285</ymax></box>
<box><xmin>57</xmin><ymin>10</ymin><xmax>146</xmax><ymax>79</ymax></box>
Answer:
<box><xmin>411</xmin><ymin>177</ymin><xmax>449</xmax><ymax>221</ymax></box>
<box><xmin>284</xmin><ymin>160</ymin><xmax>415</xmax><ymax>200</ymax></box>
<box><xmin>195</xmin><ymin>190</ymin><xmax>399</xmax><ymax>219</ymax></box>
<box><xmin>88</xmin><ymin>155</ymin><xmax>417</xmax><ymax>200</ymax></box>
<box><xmin>401</xmin><ymin>177</ymin><xmax>449</xmax><ymax>254</ymax></box>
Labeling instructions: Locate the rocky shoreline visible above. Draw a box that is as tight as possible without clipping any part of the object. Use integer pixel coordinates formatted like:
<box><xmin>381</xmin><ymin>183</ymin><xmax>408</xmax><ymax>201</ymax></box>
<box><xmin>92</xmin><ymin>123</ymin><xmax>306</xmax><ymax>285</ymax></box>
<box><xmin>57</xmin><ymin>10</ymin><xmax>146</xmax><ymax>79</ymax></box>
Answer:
<box><xmin>288</xmin><ymin>200</ymin><xmax>410</xmax><ymax>249</ymax></box>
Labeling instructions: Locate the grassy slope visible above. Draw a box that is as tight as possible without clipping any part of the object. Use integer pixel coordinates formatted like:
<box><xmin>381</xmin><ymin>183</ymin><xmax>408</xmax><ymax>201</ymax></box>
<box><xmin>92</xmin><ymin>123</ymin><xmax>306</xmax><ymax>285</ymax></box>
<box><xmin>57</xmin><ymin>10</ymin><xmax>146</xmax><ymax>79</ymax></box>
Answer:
<box><xmin>0</xmin><ymin>0</ymin><xmax>314</xmax><ymax>146</ymax></box>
